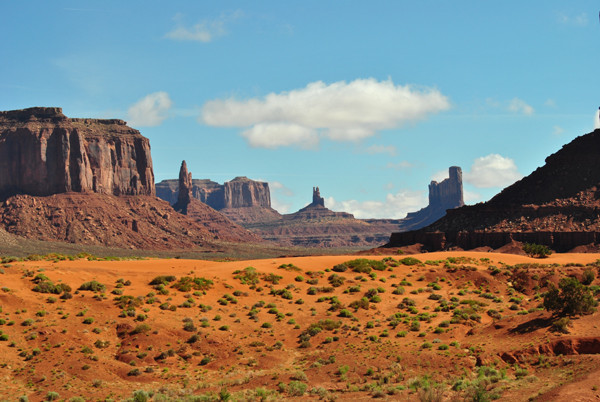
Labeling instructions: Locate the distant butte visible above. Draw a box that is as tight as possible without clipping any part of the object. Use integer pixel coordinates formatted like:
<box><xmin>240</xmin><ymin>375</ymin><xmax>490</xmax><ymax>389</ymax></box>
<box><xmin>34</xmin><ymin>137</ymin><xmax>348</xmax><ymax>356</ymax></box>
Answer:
<box><xmin>386</xmin><ymin>128</ymin><xmax>600</xmax><ymax>252</ymax></box>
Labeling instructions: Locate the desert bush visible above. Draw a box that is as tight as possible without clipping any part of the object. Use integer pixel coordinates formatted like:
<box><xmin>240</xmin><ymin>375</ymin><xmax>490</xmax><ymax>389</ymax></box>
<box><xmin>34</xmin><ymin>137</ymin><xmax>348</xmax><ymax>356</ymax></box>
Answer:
<box><xmin>523</xmin><ymin>243</ymin><xmax>552</xmax><ymax>258</ymax></box>
<box><xmin>551</xmin><ymin>316</ymin><xmax>571</xmax><ymax>333</ymax></box>
<box><xmin>171</xmin><ymin>276</ymin><xmax>213</xmax><ymax>292</ymax></box>
<box><xmin>543</xmin><ymin>277</ymin><xmax>596</xmax><ymax>316</ymax></box>
<box><xmin>328</xmin><ymin>274</ymin><xmax>345</xmax><ymax>287</ymax></box>
<box><xmin>262</xmin><ymin>273</ymin><xmax>283</xmax><ymax>284</ymax></box>
<box><xmin>399</xmin><ymin>257</ymin><xmax>422</xmax><ymax>266</ymax></box>
<box><xmin>32</xmin><ymin>280</ymin><xmax>71</xmax><ymax>295</ymax></box>
<box><xmin>582</xmin><ymin>269</ymin><xmax>596</xmax><ymax>285</ymax></box>
<box><xmin>78</xmin><ymin>281</ymin><xmax>106</xmax><ymax>292</ymax></box>
<box><xmin>234</xmin><ymin>267</ymin><xmax>260</xmax><ymax>285</ymax></box>
<box><xmin>149</xmin><ymin>275</ymin><xmax>176</xmax><ymax>286</ymax></box>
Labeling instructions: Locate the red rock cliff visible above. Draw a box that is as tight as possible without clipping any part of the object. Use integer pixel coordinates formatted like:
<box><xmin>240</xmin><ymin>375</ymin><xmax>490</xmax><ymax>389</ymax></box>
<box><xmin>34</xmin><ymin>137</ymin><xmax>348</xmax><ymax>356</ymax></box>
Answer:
<box><xmin>0</xmin><ymin>107</ymin><xmax>154</xmax><ymax>198</ymax></box>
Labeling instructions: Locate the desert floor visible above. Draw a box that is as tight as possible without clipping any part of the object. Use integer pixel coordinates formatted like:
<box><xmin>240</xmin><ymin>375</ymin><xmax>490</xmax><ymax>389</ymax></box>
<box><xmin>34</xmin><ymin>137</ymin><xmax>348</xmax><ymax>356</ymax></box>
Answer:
<box><xmin>2</xmin><ymin>251</ymin><xmax>600</xmax><ymax>401</ymax></box>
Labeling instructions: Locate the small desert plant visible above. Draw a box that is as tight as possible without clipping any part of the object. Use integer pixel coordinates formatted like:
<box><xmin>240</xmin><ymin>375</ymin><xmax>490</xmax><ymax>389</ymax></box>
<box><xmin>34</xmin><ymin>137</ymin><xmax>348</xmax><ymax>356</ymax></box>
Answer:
<box><xmin>522</xmin><ymin>243</ymin><xmax>552</xmax><ymax>258</ymax></box>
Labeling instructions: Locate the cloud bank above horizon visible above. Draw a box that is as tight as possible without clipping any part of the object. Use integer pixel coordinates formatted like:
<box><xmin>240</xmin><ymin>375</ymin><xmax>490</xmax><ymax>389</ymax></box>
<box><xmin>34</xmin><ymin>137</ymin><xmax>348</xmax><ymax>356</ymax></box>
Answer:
<box><xmin>201</xmin><ymin>78</ymin><xmax>450</xmax><ymax>148</ymax></box>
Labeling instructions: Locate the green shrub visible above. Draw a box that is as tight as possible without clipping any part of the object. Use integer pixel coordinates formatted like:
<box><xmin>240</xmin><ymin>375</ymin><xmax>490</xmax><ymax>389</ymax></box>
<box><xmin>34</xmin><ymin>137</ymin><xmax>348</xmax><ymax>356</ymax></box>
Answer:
<box><xmin>543</xmin><ymin>277</ymin><xmax>596</xmax><ymax>316</ymax></box>
<box><xmin>171</xmin><ymin>277</ymin><xmax>213</xmax><ymax>292</ymax></box>
<box><xmin>399</xmin><ymin>257</ymin><xmax>422</xmax><ymax>266</ymax></box>
<box><xmin>234</xmin><ymin>267</ymin><xmax>260</xmax><ymax>285</ymax></box>
<box><xmin>522</xmin><ymin>243</ymin><xmax>552</xmax><ymax>258</ymax></box>
<box><xmin>78</xmin><ymin>281</ymin><xmax>106</xmax><ymax>292</ymax></box>
<box><xmin>582</xmin><ymin>269</ymin><xmax>595</xmax><ymax>286</ymax></box>
<box><xmin>149</xmin><ymin>275</ymin><xmax>176</xmax><ymax>286</ymax></box>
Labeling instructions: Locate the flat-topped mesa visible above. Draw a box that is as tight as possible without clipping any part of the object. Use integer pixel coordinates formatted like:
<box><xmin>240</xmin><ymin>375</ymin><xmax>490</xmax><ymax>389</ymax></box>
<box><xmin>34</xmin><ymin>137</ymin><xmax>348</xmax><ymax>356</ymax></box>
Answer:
<box><xmin>0</xmin><ymin>106</ymin><xmax>154</xmax><ymax>198</ymax></box>
<box><xmin>156</xmin><ymin>176</ymin><xmax>271</xmax><ymax>210</ymax></box>
<box><xmin>224</xmin><ymin>176</ymin><xmax>271</xmax><ymax>209</ymax></box>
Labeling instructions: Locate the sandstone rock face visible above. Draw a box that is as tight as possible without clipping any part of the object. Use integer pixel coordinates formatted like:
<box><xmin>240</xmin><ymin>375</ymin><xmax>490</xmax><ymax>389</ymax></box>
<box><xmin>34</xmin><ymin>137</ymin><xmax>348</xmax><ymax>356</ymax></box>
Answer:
<box><xmin>156</xmin><ymin>176</ymin><xmax>271</xmax><ymax>210</ymax></box>
<box><xmin>395</xmin><ymin>166</ymin><xmax>464</xmax><ymax>231</ymax></box>
<box><xmin>386</xmin><ymin>129</ymin><xmax>600</xmax><ymax>252</ymax></box>
<box><xmin>0</xmin><ymin>107</ymin><xmax>154</xmax><ymax>198</ymax></box>
<box><xmin>429</xmin><ymin>166</ymin><xmax>463</xmax><ymax>211</ymax></box>
<box><xmin>223</xmin><ymin>177</ymin><xmax>271</xmax><ymax>209</ymax></box>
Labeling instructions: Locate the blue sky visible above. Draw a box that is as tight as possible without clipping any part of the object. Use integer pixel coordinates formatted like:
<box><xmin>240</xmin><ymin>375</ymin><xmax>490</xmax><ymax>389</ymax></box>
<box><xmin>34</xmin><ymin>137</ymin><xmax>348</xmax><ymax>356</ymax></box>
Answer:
<box><xmin>2</xmin><ymin>1</ymin><xmax>599</xmax><ymax>218</ymax></box>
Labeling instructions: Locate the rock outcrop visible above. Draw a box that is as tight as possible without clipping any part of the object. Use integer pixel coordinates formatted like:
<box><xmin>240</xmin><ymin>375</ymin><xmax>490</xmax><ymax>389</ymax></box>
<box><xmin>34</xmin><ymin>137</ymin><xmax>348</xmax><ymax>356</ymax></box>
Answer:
<box><xmin>173</xmin><ymin>160</ymin><xmax>192</xmax><ymax>214</ymax></box>
<box><xmin>246</xmin><ymin>186</ymin><xmax>398</xmax><ymax>248</ymax></box>
<box><xmin>0</xmin><ymin>107</ymin><xmax>154</xmax><ymax>198</ymax></box>
<box><xmin>386</xmin><ymin>129</ymin><xmax>600</xmax><ymax>252</ymax></box>
<box><xmin>157</xmin><ymin>176</ymin><xmax>272</xmax><ymax>210</ymax></box>
<box><xmin>395</xmin><ymin>166</ymin><xmax>464</xmax><ymax>231</ymax></box>
<box><xmin>156</xmin><ymin>175</ymin><xmax>280</xmax><ymax>224</ymax></box>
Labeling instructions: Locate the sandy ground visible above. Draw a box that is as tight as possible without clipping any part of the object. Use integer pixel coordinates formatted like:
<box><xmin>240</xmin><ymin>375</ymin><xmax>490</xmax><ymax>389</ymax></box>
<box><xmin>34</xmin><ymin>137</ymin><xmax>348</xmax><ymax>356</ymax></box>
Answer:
<box><xmin>1</xmin><ymin>251</ymin><xmax>600</xmax><ymax>401</ymax></box>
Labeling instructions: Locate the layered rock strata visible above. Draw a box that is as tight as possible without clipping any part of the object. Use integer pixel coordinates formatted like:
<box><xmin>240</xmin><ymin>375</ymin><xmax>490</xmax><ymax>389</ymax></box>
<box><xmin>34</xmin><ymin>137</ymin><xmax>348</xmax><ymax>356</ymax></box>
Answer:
<box><xmin>0</xmin><ymin>107</ymin><xmax>154</xmax><ymax>198</ymax></box>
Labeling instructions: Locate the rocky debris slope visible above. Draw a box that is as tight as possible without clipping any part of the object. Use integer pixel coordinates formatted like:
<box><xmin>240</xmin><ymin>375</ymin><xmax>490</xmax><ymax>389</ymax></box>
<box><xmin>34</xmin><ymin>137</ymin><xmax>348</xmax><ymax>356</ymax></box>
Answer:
<box><xmin>169</xmin><ymin>160</ymin><xmax>262</xmax><ymax>243</ymax></box>
<box><xmin>0</xmin><ymin>107</ymin><xmax>154</xmax><ymax>198</ymax></box>
<box><xmin>0</xmin><ymin>193</ymin><xmax>259</xmax><ymax>249</ymax></box>
<box><xmin>386</xmin><ymin>129</ymin><xmax>600</xmax><ymax>252</ymax></box>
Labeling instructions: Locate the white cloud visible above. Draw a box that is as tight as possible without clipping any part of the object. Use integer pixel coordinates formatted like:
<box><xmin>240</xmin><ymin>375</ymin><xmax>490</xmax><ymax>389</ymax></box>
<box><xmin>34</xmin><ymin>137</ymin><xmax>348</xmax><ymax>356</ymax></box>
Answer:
<box><xmin>463</xmin><ymin>189</ymin><xmax>482</xmax><ymax>204</ymax></box>
<box><xmin>242</xmin><ymin>123</ymin><xmax>319</xmax><ymax>149</ymax></box>
<box><xmin>595</xmin><ymin>109</ymin><xmax>600</xmax><ymax>130</ymax></box>
<box><xmin>508</xmin><ymin>98</ymin><xmax>534</xmax><ymax>115</ymax></box>
<box><xmin>201</xmin><ymin>78</ymin><xmax>450</xmax><ymax>149</ymax></box>
<box><xmin>263</xmin><ymin>180</ymin><xmax>294</xmax><ymax>214</ymax></box>
<box><xmin>325</xmin><ymin>190</ymin><xmax>426</xmax><ymax>219</ymax></box>
<box><xmin>464</xmin><ymin>154</ymin><xmax>522</xmax><ymax>188</ymax></box>
<box><xmin>430</xmin><ymin>170</ymin><xmax>449</xmax><ymax>183</ymax></box>
<box><xmin>271</xmin><ymin>197</ymin><xmax>292</xmax><ymax>214</ymax></box>
<box><xmin>365</xmin><ymin>144</ymin><xmax>397</xmax><ymax>156</ymax></box>
<box><xmin>386</xmin><ymin>160</ymin><xmax>413</xmax><ymax>170</ymax></box>
<box><xmin>127</xmin><ymin>92</ymin><xmax>173</xmax><ymax>127</ymax></box>
<box><xmin>268</xmin><ymin>181</ymin><xmax>294</xmax><ymax>197</ymax></box>
<box><xmin>165</xmin><ymin>11</ymin><xmax>242</xmax><ymax>42</ymax></box>
<box><xmin>558</xmin><ymin>12</ymin><xmax>588</xmax><ymax>26</ymax></box>
<box><xmin>553</xmin><ymin>125</ymin><xmax>565</xmax><ymax>136</ymax></box>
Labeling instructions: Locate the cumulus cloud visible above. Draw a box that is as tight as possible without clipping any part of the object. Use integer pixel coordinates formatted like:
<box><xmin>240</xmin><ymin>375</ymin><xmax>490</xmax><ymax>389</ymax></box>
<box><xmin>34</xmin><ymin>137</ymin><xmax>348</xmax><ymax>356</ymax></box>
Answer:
<box><xmin>508</xmin><ymin>98</ymin><xmax>534</xmax><ymax>115</ymax></box>
<box><xmin>558</xmin><ymin>12</ymin><xmax>588</xmax><ymax>26</ymax></box>
<box><xmin>386</xmin><ymin>160</ymin><xmax>413</xmax><ymax>170</ymax></box>
<box><xmin>365</xmin><ymin>145</ymin><xmax>397</xmax><ymax>156</ymax></box>
<box><xmin>127</xmin><ymin>92</ymin><xmax>173</xmax><ymax>127</ymax></box>
<box><xmin>262</xmin><ymin>180</ymin><xmax>294</xmax><ymax>214</ymax></box>
<box><xmin>201</xmin><ymin>78</ymin><xmax>450</xmax><ymax>149</ymax></box>
<box><xmin>464</xmin><ymin>154</ymin><xmax>522</xmax><ymax>188</ymax></box>
<box><xmin>325</xmin><ymin>190</ymin><xmax>426</xmax><ymax>219</ymax></box>
<box><xmin>242</xmin><ymin>123</ymin><xmax>319</xmax><ymax>149</ymax></box>
<box><xmin>595</xmin><ymin>109</ymin><xmax>600</xmax><ymax>130</ymax></box>
<box><xmin>165</xmin><ymin>11</ymin><xmax>242</xmax><ymax>42</ymax></box>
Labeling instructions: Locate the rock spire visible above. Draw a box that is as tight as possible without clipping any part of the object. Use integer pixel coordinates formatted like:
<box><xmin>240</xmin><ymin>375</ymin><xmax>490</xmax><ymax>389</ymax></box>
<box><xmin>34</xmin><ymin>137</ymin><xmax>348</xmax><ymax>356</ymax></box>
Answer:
<box><xmin>174</xmin><ymin>160</ymin><xmax>192</xmax><ymax>214</ymax></box>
